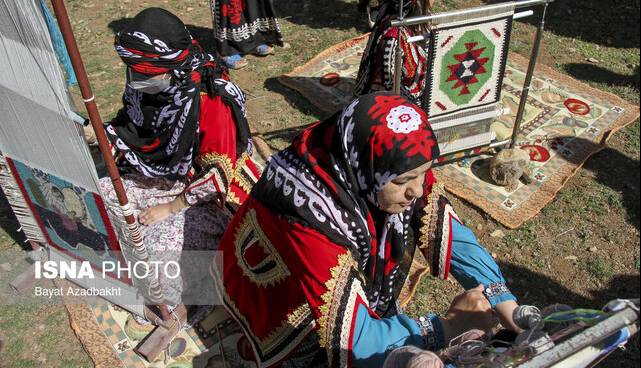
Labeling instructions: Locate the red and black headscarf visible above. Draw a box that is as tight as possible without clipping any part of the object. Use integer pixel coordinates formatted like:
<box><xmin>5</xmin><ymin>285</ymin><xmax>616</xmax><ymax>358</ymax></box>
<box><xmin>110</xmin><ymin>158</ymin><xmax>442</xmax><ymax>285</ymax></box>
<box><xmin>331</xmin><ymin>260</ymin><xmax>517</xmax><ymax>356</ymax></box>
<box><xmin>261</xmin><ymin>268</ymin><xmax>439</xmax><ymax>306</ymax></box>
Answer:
<box><xmin>105</xmin><ymin>7</ymin><xmax>250</xmax><ymax>178</ymax></box>
<box><xmin>252</xmin><ymin>92</ymin><xmax>439</xmax><ymax>316</ymax></box>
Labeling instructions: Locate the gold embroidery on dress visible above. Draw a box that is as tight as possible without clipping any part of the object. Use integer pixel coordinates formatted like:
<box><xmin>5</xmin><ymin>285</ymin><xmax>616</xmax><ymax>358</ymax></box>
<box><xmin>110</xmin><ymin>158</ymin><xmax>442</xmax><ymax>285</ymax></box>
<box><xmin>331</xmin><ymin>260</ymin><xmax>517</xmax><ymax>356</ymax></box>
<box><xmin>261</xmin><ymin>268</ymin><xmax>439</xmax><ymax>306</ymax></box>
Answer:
<box><xmin>418</xmin><ymin>183</ymin><xmax>444</xmax><ymax>250</ymax></box>
<box><xmin>317</xmin><ymin>253</ymin><xmax>357</xmax><ymax>349</ymax></box>
<box><xmin>198</xmin><ymin>152</ymin><xmax>256</xmax><ymax>196</ymax></box>
<box><xmin>227</xmin><ymin>190</ymin><xmax>241</xmax><ymax>206</ymax></box>
<box><xmin>212</xmin><ymin>257</ymin><xmax>314</xmax><ymax>357</ymax></box>
<box><xmin>197</xmin><ymin>152</ymin><xmax>234</xmax><ymax>184</ymax></box>
<box><xmin>228</xmin><ymin>295</ymin><xmax>313</xmax><ymax>355</ymax></box>
<box><xmin>232</xmin><ymin>152</ymin><xmax>256</xmax><ymax>194</ymax></box>
<box><xmin>234</xmin><ymin>209</ymin><xmax>291</xmax><ymax>287</ymax></box>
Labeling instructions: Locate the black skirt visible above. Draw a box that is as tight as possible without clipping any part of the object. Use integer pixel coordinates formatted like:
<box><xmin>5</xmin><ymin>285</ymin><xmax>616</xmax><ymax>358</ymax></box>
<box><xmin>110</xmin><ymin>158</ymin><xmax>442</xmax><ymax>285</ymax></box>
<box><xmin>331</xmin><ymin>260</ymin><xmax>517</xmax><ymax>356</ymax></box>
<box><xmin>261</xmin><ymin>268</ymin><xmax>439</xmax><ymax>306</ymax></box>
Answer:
<box><xmin>210</xmin><ymin>0</ymin><xmax>284</xmax><ymax>56</ymax></box>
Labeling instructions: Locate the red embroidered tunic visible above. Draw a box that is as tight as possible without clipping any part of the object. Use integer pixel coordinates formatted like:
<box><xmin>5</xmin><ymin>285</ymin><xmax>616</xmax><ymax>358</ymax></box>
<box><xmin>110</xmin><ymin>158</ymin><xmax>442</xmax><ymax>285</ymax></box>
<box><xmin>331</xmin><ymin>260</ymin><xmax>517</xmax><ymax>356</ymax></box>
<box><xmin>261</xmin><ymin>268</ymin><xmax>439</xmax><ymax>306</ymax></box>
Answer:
<box><xmin>182</xmin><ymin>93</ymin><xmax>261</xmax><ymax>207</ymax></box>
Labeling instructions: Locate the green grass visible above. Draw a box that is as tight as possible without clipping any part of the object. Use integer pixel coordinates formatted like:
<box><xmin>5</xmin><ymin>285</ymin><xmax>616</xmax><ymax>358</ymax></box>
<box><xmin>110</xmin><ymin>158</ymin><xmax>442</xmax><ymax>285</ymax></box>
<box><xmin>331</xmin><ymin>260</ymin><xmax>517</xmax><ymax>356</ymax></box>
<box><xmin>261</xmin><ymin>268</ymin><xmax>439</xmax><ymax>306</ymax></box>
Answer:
<box><xmin>580</xmin><ymin>258</ymin><xmax>615</xmax><ymax>280</ymax></box>
<box><xmin>621</xmin><ymin>121</ymin><xmax>641</xmax><ymax>154</ymax></box>
<box><xmin>503</xmin><ymin>221</ymin><xmax>538</xmax><ymax>249</ymax></box>
<box><xmin>557</xmin><ymin>183</ymin><xmax>624</xmax><ymax>218</ymax></box>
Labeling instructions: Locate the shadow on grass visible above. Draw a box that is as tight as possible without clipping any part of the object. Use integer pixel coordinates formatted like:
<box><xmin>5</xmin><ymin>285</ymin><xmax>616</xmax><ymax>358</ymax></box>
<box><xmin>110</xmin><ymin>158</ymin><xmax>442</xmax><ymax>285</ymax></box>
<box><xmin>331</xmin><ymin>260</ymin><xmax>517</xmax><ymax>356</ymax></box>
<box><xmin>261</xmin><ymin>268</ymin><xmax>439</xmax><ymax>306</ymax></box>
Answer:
<box><xmin>0</xmin><ymin>190</ymin><xmax>29</xmax><ymax>249</ymax></box>
<box><xmin>261</xmin><ymin>74</ymin><xmax>353</xmax><ymax>147</ymax></box>
<box><xmin>274</xmin><ymin>0</ymin><xmax>368</xmax><ymax>32</ymax></box>
<box><xmin>564</xmin><ymin>63</ymin><xmax>640</xmax><ymax>90</ymax></box>
<box><xmin>549</xmin><ymin>136</ymin><xmax>640</xmax><ymax>230</ymax></box>
<box><xmin>263</xmin><ymin>75</ymin><xmax>333</xmax><ymax>115</ymax></box>
<box><xmin>501</xmin><ymin>261</ymin><xmax>640</xmax><ymax>311</ymax></box>
<box><xmin>488</xmin><ymin>0</ymin><xmax>640</xmax><ymax>48</ymax></box>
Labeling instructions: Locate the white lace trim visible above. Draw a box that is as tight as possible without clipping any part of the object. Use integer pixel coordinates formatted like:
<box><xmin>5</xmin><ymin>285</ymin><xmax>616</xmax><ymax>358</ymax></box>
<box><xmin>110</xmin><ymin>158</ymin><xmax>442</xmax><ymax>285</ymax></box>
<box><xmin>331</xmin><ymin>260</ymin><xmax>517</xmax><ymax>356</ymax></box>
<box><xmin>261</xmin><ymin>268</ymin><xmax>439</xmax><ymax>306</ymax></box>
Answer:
<box><xmin>214</xmin><ymin>17</ymin><xmax>281</xmax><ymax>42</ymax></box>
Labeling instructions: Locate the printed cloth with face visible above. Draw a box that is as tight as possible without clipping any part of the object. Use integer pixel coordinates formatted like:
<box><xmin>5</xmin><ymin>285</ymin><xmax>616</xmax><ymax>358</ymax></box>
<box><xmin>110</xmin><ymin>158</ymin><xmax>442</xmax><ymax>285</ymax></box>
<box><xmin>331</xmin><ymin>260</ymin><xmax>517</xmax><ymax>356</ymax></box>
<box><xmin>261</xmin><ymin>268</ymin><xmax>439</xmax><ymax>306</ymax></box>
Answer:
<box><xmin>100</xmin><ymin>8</ymin><xmax>260</xmax><ymax>314</ymax></box>
<box><xmin>213</xmin><ymin>92</ymin><xmax>516</xmax><ymax>367</ymax></box>
<box><xmin>354</xmin><ymin>0</ymin><xmax>429</xmax><ymax>104</ymax></box>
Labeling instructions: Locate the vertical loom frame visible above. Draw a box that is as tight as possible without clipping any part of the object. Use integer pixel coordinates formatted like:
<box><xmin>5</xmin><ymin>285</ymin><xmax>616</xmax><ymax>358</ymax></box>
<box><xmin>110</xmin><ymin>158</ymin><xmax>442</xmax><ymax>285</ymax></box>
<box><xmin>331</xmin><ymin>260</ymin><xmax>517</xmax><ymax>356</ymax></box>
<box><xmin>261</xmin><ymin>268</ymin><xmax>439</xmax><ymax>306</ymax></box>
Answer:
<box><xmin>392</xmin><ymin>0</ymin><xmax>554</xmax><ymax>157</ymax></box>
<box><xmin>49</xmin><ymin>0</ymin><xmax>171</xmax><ymax>322</ymax></box>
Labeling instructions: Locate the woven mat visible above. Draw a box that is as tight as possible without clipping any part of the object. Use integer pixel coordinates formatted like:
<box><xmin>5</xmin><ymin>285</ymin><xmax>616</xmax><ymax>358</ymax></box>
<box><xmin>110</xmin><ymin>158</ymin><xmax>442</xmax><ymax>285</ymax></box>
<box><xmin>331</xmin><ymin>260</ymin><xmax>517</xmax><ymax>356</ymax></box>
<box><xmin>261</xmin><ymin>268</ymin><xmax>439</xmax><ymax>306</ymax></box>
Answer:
<box><xmin>60</xmin><ymin>280</ymin><xmax>254</xmax><ymax>367</ymax></box>
<box><xmin>278</xmin><ymin>35</ymin><xmax>639</xmax><ymax>228</ymax></box>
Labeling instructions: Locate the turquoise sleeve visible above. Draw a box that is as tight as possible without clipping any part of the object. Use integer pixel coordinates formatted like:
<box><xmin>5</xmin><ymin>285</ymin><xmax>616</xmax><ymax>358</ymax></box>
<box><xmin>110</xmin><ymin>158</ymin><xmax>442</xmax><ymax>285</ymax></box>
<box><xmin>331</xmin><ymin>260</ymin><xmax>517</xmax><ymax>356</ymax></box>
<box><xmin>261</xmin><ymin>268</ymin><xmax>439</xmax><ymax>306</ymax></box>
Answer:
<box><xmin>449</xmin><ymin>220</ymin><xmax>516</xmax><ymax>307</ymax></box>
<box><xmin>352</xmin><ymin>305</ymin><xmax>444</xmax><ymax>367</ymax></box>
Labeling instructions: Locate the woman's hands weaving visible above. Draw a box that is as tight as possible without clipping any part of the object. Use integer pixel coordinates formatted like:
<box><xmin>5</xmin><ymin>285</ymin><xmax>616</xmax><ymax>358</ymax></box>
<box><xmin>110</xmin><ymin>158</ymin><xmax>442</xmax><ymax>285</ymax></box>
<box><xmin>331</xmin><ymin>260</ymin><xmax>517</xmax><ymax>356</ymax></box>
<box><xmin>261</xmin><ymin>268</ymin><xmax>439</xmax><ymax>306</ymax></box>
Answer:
<box><xmin>439</xmin><ymin>285</ymin><xmax>496</xmax><ymax>343</ymax></box>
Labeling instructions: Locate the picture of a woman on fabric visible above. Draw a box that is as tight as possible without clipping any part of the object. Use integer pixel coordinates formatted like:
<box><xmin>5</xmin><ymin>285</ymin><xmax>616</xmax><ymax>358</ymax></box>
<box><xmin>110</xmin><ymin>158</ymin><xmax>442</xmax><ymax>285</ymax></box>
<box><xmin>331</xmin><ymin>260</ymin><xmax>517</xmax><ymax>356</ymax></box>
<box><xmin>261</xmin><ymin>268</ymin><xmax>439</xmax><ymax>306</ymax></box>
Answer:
<box><xmin>99</xmin><ymin>7</ymin><xmax>261</xmax><ymax>322</ymax></box>
<box><xmin>213</xmin><ymin>92</ymin><xmax>520</xmax><ymax>367</ymax></box>
<box><xmin>354</xmin><ymin>0</ymin><xmax>435</xmax><ymax>105</ymax></box>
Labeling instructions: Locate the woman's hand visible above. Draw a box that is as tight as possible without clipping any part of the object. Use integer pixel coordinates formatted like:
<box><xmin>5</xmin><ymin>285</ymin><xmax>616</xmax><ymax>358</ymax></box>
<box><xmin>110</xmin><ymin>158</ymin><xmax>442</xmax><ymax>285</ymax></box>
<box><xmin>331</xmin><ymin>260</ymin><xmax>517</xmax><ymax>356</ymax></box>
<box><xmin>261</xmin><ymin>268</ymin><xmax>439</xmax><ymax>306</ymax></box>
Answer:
<box><xmin>139</xmin><ymin>195</ymin><xmax>188</xmax><ymax>226</ymax></box>
<box><xmin>495</xmin><ymin>300</ymin><xmax>522</xmax><ymax>332</ymax></box>
<box><xmin>440</xmin><ymin>285</ymin><xmax>496</xmax><ymax>343</ymax></box>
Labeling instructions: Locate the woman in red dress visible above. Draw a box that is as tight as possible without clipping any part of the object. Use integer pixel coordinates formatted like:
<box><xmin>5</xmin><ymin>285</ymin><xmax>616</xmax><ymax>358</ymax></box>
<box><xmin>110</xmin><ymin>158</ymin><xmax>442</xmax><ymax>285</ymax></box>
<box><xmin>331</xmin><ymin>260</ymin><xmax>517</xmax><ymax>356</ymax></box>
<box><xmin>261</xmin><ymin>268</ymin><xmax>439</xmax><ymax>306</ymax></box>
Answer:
<box><xmin>99</xmin><ymin>7</ymin><xmax>261</xmax><ymax>323</ymax></box>
<box><xmin>213</xmin><ymin>93</ymin><xmax>520</xmax><ymax>367</ymax></box>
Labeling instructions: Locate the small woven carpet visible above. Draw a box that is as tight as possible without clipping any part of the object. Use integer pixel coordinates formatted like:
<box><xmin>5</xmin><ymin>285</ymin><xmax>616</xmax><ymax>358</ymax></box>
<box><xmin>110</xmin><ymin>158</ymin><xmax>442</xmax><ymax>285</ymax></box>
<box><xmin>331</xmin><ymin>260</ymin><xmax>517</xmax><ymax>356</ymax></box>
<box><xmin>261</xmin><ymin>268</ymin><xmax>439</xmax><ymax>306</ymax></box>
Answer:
<box><xmin>61</xmin><ymin>284</ymin><xmax>255</xmax><ymax>367</ymax></box>
<box><xmin>279</xmin><ymin>35</ymin><xmax>639</xmax><ymax>228</ymax></box>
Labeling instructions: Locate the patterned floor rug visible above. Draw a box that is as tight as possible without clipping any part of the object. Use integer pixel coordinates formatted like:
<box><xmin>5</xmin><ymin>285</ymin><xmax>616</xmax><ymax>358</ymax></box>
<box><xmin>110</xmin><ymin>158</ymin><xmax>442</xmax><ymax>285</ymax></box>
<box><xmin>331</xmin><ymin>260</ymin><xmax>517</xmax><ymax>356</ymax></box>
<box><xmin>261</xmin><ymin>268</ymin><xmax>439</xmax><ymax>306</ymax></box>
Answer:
<box><xmin>279</xmin><ymin>35</ymin><xmax>639</xmax><ymax>228</ymax></box>
<box><xmin>61</xmin><ymin>285</ymin><xmax>255</xmax><ymax>368</ymax></box>
<box><xmin>60</xmin><ymin>248</ymin><xmax>425</xmax><ymax>368</ymax></box>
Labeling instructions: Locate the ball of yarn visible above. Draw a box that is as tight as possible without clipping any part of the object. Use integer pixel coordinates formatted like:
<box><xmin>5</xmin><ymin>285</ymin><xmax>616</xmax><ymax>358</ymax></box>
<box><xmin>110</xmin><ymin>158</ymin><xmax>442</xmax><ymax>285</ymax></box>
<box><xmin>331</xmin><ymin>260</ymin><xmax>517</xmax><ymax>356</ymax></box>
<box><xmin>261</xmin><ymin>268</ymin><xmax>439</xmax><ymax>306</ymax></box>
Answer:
<box><xmin>383</xmin><ymin>345</ymin><xmax>444</xmax><ymax>368</ymax></box>
<box><xmin>512</xmin><ymin>305</ymin><xmax>542</xmax><ymax>330</ymax></box>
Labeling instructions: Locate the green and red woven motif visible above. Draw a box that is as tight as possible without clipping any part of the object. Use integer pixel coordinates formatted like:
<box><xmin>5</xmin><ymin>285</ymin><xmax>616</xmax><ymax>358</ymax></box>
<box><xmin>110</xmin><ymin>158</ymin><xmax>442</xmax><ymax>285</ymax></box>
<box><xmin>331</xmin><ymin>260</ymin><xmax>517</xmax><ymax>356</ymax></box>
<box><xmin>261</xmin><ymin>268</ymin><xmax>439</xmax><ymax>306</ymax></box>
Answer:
<box><xmin>425</xmin><ymin>14</ymin><xmax>512</xmax><ymax>117</ymax></box>
<box><xmin>441</xmin><ymin>30</ymin><xmax>494</xmax><ymax>104</ymax></box>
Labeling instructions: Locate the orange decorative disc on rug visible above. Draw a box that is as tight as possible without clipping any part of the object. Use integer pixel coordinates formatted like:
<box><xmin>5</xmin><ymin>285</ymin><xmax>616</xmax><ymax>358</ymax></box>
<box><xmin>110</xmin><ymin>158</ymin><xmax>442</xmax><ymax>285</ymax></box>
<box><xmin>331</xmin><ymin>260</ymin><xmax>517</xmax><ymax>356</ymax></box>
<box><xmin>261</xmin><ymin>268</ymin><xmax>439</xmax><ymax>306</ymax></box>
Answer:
<box><xmin>520</xmin><ymin>144</ymin><xmax>551</xmax><ymax>162</ymax></box>
<box><xmin>564</xmin><ymin>98</ymin><xmax>590</xmax><ymax>115</ymax></box>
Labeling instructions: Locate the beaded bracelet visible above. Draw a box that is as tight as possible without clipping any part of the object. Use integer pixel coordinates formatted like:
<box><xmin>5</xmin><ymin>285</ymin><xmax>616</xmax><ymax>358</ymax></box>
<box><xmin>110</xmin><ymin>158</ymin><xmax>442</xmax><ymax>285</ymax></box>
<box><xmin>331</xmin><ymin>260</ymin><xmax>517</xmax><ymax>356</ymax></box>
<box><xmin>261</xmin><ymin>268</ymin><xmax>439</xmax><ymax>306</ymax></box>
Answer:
<box><xmin>414</xmin><ymin>312</ymin><xmax>445</xmax><ymax>351</ymax></box>
<box><xmin>482</xmin><ymin>282</ymin><xmax>511</xmax><ymax>300</ymax></box>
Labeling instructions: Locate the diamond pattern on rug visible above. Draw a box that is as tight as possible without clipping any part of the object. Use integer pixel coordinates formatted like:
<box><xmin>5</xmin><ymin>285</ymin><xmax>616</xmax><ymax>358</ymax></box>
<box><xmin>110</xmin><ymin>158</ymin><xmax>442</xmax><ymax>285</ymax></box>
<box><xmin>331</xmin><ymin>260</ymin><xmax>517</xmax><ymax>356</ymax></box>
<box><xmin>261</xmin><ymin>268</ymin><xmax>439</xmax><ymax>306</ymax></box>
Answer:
<box><xmin>443</xmin><ymin>34</ymin><xmax>493</xmax><ymax>101</ymax></box>
<box><xmin>426</xmin><ymin>13</ymin><xmax>512</xmax><ymax>117</ymax></box>
<box><xmin>278</xmin><ymin>35</ymin><xmax>639</xmax><ymax>228</ymax></box>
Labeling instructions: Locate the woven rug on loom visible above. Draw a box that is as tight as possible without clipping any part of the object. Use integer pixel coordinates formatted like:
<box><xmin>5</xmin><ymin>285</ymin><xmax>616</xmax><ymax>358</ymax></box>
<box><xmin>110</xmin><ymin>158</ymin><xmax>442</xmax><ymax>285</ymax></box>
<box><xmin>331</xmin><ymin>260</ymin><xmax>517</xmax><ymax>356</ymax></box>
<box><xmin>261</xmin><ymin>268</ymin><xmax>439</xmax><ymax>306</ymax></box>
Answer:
<box><xmin>279</xmin><ymin>35</ymin><xmax>639</xmax><ymax>229</ymax></box>
<box><xmin>60</xmin><ymin>287</ymin><xmax>255</xmax><ymax>367</ymax></box>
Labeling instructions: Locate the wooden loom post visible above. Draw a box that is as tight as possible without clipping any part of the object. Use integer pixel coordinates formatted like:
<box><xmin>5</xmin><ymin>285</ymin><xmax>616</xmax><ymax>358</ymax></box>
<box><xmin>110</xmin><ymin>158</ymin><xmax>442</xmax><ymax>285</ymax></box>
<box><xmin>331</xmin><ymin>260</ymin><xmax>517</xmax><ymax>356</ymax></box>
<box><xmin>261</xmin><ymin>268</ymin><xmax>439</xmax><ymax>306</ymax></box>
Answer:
<box><xmin>49</xmin><ymin>0</ymin><xmax>170</xmax><ymax>322</ymax></box>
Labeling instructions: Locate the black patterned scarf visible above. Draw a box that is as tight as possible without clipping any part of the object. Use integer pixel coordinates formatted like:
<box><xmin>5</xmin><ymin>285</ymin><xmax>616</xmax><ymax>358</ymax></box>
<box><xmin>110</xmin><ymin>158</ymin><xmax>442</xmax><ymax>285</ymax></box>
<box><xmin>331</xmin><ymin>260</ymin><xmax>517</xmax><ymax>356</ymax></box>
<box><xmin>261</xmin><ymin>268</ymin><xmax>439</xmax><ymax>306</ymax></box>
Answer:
<box><xmin>105</xmin><ymin>8</ymin><xmax>250</xmax><ymax>178</ymax></box>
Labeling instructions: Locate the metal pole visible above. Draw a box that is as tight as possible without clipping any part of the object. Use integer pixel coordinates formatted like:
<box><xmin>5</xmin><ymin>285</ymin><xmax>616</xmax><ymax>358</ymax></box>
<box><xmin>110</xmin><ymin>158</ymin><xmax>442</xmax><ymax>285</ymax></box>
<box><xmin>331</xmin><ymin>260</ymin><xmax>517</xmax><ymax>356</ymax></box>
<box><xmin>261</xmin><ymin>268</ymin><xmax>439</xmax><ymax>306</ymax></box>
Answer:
<box><xmin>49</xmin><ymin>0</ymin><xmax>170</xmax><ymax>322</ymax></box>
<box><xmin>393</xmin><ymin>0</ymin><xmax>404</xmax><ymax>94</ymax></box>
<box><xmin>509</xmin><ymin>2</ymin><xmax>549</xmax><ymax>148</ymax></box>
<box><xmin>391</xmin><ymin>0</ymin><xmax>552</xmax><ymax>27</ymax></box>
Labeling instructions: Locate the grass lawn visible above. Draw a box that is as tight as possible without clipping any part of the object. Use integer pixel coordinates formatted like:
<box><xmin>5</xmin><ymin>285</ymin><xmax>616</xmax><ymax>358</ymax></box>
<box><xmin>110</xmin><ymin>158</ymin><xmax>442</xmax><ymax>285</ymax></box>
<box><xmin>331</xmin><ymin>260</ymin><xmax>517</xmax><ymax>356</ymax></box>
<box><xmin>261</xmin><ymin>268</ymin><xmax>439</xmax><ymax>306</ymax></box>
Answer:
<box><xmin>1</xmin><ymin>0</ymin><xmax>638</xmax><ymax>366</ymax></box>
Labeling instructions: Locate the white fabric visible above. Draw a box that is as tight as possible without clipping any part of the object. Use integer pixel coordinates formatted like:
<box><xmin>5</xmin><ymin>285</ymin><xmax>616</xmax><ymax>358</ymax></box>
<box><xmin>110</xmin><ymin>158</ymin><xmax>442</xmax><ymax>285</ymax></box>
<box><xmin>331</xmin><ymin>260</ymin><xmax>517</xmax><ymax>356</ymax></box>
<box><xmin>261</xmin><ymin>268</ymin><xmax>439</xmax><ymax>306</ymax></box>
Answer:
<box><xmin>0</xmin><ymin>0</ymin><xmax>98</xmax><ymax>191</ymax></box>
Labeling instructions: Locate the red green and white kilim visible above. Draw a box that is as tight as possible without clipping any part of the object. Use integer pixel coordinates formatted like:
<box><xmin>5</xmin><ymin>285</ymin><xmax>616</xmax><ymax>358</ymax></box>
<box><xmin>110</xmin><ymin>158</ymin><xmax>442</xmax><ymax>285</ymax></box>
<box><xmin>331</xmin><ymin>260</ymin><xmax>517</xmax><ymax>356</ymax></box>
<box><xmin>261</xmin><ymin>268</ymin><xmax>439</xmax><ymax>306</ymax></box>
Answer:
<box><xmin>425</xmin><ymin>12</ymin><xmax>513</xmax><ymax>117</ymax></box>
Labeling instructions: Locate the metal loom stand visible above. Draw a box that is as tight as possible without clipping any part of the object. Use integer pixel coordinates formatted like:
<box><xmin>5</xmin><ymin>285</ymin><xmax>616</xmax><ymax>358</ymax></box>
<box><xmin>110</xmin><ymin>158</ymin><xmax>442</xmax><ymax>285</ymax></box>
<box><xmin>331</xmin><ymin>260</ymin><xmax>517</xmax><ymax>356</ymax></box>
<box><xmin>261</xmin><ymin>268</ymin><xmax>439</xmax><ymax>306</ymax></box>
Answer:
<box><xmin>393</xmin><ymin>0</ymin><xmax>405</xmax><ymax>95</ymax></box>
<box><xmin>392</xmin><ymin>0</ymin><xmax>554</xmax><ymax>154</ymax></box>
